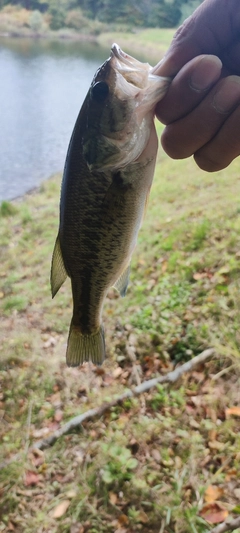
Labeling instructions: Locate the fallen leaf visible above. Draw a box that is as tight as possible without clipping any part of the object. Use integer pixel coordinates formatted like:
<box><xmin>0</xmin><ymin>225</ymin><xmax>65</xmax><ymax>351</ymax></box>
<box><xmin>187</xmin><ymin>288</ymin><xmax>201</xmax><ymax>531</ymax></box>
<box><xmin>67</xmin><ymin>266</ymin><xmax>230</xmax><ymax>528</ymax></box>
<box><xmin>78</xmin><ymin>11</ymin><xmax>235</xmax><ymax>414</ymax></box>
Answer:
<box><xmin>208</xmin><ymin>440</ymin><xmax>225</xmax><ymax>451</ymax></box>
<box><xmin>31</xmin><ymin>427</ymin><xmax>50</xmax><ymax>439</ymax></box>
<box><xmin>204</xmin><ymin>485</ymin><xmax>224</xmax><ymax>503</ymax></box>
<box><xmin>66</xmin><ymin>490</ymin><xmax>77</xmax><ymax>499</ymax></box>
<box><xmin>51</xmin><ymin>500</ymin><xmax>71</xmax><ymax>518</ymax></box>
<box><xmin>24</xmin><ymin>470</ymin><xmax>40</xmax><ymax>486</ymax></box>
<box><xmin>49</xmin><ymin>391</ymin><xmax>62</xmax><ymax>407</ymax></box>
<box><xmin>118</xmin><ymin>514</ymin><xmax>129</xmax><ymax>526</ymax></box>
<box><xmin>109</xmin><ymin>492</ymin><xmax>117</xmax><ymax>505</ymax></box>
<box><xmin>152</xmin><ymin>449</ymin><xmax>161</xmax><ymax>463</ymax></box>
<box><xmin>54</xmin><ymin>409</ymin><xmax>63</xmax><ymax>422</ymax></box>
<box><xmin>193</xmin><ymin>272</ymin><xmax>207</xmax><ymax>280</ymax></box>
<box><xmin>43</xmin><ymin>336</ymin><xmax>56</xmax><ymax>348</ymax></box>
<box><xmin>225</xmin><ymin>406</ymin><xmax>240</xmax><ymax>417</ymax></box>
<box><xmin>70</xmin><ymin>524</ymin><xmax>84</xmax><ymax>533</ymax></box>
<box><xmin>31</xmin><ymin>454</ymin><xmax>45</xmax><ymax>467</ymax></box>
<box><xmin>161</xmin><ymin>260</ymin><xmax>167</xmax><ymax>273</ymax></box>
<box><xmin>225</xmin><ymin>468</ymin><xmax>237</xmax><ymax>481</ymax></box>
<box><xmin>234</xmin><ymin>488</ymin><xmax>240</xmax><ymax>499</ymax></box>
<box><xmin>113</xmin><ymin>367</ymin><xmax>123</xmax><ymax>378</ymax></box>
<box><xmin>138</xmin><ymin>510</ymin><xmax>148</xmax><ymax>523</ymax></box>
<box><xmin>199</xmin><ymin>503</ymin><xmax>228</xmax><ymax>524</ymax></box>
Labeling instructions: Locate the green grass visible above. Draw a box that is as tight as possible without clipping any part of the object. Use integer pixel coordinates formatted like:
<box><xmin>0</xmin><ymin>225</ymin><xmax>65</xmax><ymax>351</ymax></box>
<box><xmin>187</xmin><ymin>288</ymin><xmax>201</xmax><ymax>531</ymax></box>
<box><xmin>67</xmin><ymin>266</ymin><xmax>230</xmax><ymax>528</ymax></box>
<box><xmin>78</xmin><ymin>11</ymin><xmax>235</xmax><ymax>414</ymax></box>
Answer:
<box><xmin>0</xmin><ymin>135</ymin><xmax>240</xmax><ymax>532</ymax></box>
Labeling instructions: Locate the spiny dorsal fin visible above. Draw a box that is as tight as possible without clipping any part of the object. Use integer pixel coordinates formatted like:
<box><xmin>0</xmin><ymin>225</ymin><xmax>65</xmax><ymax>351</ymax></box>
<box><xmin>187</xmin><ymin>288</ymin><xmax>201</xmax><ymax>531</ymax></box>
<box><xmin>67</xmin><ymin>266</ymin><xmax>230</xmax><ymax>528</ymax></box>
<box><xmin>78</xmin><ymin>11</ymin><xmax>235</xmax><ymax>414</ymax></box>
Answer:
<box><xmin>114</xmin><ymin>264</ymin><xmax>130</xmax><ymax>297</ymax></box>
<box><xmin>50</xmin><ymin>234</ymin><xmax>68</xmax><ymax>298</ymax></box>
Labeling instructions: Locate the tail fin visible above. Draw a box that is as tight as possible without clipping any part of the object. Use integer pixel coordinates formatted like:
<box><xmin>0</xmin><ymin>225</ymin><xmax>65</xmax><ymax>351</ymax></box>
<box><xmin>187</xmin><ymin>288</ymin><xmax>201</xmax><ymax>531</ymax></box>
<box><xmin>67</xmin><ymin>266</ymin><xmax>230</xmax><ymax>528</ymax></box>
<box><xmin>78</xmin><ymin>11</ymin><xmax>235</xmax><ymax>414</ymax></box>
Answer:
<box><xmin>66</xmin><ymin>322</ymin><xmax>105</xmax><ymax>367</ymax></box>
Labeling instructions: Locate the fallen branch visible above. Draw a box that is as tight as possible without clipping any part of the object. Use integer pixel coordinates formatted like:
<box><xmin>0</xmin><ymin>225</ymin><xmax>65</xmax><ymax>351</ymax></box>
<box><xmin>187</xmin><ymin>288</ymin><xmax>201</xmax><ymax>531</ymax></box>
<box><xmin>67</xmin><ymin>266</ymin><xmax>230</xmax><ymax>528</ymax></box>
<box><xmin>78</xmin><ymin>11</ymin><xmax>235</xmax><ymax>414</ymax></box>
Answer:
<box><xmin>208</xmin><ymin>516</ymin><xmax>240</xmax><ymax>533</ymax></box>
<box><xmin>32</xmin><ymin>347</ymin><xmax>215</xmax><ymax>450</ymax></box>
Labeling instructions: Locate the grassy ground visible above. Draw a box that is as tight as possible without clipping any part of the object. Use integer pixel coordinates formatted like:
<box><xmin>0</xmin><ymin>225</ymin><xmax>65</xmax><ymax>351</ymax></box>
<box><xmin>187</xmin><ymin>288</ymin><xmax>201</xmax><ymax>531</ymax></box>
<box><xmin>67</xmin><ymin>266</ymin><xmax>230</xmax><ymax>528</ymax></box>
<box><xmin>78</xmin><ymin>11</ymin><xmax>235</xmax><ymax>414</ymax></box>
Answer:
<box><xmin>97</xmin><ymin>28</ymin><xmax>175</xmax><ymax>62</ymax></box>
<box><xmin>0</xmin><ymin>121</ymin><xmax>240</xmax><ymax>533</ymax></box>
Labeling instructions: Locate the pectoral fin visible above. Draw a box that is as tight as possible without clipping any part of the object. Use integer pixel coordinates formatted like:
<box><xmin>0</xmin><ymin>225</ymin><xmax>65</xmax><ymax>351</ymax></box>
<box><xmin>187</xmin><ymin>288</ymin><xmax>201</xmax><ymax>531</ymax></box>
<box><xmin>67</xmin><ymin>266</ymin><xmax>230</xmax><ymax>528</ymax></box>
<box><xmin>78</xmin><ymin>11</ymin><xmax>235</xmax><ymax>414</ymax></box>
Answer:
<box><xmin>114</xmin><ymin>264</ymin><xmax>130</xmax><ymax>297</ymax></box>
<box><xmin>50</xmin><ymin>234</ymin><xmax>68</xmax><ymax>298</ymax></box>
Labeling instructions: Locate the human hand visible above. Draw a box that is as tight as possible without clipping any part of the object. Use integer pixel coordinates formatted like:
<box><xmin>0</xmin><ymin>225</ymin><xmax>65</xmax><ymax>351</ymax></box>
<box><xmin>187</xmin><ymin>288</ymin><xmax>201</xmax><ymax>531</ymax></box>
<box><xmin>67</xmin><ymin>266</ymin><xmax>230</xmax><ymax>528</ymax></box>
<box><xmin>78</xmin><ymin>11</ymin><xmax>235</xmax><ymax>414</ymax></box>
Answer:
<box><xmin>154</xmin><ymin>0</ymin><xmax>240</xmax><ymax>171</ymax></box>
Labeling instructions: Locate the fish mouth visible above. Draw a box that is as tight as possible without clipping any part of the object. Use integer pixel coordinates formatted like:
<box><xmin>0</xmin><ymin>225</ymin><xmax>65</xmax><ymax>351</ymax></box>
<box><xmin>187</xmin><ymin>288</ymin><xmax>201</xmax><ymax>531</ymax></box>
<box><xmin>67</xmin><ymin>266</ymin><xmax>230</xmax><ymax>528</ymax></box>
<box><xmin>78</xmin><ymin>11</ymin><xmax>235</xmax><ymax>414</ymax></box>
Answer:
<box><xmin>110</xmin><ymin>43</ymin><xmax>150</xmax><ymax>89</ymax></box>
<box><xmin>111</xmin><ymin>43</ymin><xmax>149</xmax><ymax>70</ymax></box>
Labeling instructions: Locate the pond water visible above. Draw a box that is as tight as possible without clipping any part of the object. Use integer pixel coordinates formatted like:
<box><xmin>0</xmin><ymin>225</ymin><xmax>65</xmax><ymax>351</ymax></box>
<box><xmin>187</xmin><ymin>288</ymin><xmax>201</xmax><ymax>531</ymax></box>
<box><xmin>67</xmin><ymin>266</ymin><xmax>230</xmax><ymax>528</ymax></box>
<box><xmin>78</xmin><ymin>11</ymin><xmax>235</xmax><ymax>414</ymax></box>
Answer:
<box><xmin>0</xmin><ymin>38</ymin><xmax>109</xmax><ymax>200</ymax></box>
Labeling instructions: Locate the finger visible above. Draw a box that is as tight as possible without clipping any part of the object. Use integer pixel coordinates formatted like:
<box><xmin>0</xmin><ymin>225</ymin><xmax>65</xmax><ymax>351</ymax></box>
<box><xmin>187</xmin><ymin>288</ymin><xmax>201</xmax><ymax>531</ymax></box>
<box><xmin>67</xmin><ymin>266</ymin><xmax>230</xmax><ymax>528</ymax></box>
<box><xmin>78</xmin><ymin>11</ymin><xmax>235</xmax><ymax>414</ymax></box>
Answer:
<box><xmin>155</xmin><ymin>55</ymin><xmax>222</xmax><ymax>125</ymax></box>
<box><xmin>153</xmin><ymin>0</ymin><xmax>240</xmax><ymax>78</ymax></box>
<box><xmin>194</xmin><ymin>105</ymin><xmax>240</xmax><ymax>171</ymax></box>
<box><xmin>160</xmin><ymin>76</ymin><xmax>240</xmax><ymax>159</ymax></box>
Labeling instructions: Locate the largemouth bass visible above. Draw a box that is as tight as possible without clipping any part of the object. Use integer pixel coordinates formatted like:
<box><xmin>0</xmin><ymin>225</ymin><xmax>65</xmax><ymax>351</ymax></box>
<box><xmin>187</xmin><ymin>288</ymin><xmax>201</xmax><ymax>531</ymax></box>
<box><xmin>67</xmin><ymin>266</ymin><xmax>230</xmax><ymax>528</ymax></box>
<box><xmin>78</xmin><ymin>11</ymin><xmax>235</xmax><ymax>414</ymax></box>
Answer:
<box><xmin>51</xmin><ymin>44</ymin><xmax>169</xmax><ymax>366</ymax></box>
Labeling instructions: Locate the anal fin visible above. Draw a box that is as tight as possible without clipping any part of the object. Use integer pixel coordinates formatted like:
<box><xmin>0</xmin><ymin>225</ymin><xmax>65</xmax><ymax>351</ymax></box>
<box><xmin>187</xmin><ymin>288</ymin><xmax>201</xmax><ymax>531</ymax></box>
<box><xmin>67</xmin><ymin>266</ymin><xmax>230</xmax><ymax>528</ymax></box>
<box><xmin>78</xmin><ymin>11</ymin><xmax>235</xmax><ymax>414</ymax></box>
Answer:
<box><xmin>114</xmin><ymin>264</ymin><xmax>130</xmax><ymax>297</ymax></box>
<box><xmin>50</xmin><ymin>234</ymin><xmax>68</xmax><ymax>298</ymax></box>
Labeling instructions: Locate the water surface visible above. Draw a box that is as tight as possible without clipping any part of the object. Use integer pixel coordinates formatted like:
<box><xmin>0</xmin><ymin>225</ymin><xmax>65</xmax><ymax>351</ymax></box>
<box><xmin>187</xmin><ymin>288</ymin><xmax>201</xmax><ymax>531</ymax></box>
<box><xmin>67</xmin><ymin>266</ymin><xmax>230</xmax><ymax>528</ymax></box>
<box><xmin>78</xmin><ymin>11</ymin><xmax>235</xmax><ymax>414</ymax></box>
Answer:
<box><xmin>0</xmin><ymin>38</ymin><xmax>109</xmax><ymax>200</ymax></box>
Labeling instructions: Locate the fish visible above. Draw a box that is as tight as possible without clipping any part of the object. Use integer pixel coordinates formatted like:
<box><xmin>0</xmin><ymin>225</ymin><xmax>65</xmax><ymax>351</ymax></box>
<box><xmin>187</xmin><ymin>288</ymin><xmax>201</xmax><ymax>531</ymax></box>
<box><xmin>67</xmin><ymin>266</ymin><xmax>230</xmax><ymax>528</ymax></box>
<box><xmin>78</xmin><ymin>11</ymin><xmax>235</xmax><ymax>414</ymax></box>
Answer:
<box><xmin>51</xmin><ymin>43</ymin><xmax>170</xmax><ymax>367</ymax></box>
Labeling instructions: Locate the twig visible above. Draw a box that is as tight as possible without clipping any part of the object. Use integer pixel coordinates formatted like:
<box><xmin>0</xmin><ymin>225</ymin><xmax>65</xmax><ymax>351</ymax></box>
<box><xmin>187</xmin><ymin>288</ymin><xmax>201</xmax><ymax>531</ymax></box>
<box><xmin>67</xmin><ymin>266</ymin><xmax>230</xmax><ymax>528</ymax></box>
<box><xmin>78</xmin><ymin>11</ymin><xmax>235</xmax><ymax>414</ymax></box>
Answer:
<box><xmin>207</xmin><ymin>516</ymin><xmax>240</xmax><ymax>533</ymax></box>
<box><xmin>24</xmin><ymin>398</ymin><xmax>33</xmax><ymax>455</ymax></box>
<box><xmin>32</xmin><ymin>348</ymin><xmax>214</xmax><ymax>451</ymax></box>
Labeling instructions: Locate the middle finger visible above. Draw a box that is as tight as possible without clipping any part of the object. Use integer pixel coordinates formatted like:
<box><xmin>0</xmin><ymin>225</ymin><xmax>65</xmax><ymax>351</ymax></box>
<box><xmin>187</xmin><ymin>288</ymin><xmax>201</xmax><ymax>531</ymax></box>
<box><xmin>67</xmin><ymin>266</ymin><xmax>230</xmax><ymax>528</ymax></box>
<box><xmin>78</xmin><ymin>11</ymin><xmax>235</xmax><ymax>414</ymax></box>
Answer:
<box><xmin>160</xmin><ymin>76</ymin><xmax>240</xmax><ymax>160</ymax></box>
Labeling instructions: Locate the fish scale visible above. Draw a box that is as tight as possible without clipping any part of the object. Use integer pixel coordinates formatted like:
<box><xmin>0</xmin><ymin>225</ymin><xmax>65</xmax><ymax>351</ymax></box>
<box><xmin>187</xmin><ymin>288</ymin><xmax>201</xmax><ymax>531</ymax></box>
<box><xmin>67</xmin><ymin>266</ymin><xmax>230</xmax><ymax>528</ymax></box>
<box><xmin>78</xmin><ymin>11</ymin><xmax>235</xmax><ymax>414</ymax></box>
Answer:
<box><xmin>51</xmin><ymin>43</ymin><xmax>170</xmax><ymax>366</ymax></box>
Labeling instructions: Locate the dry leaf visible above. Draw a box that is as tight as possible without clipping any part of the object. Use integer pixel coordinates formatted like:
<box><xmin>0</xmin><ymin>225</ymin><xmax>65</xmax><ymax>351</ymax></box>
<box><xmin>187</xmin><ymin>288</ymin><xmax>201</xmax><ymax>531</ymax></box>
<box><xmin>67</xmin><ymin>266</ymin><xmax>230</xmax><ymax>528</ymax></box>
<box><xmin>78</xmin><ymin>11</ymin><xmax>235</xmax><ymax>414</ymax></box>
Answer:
<box><xmin>199</xmin><ymin>503</ymin><xmax>228</xmax><ymax>524</ymax></box>
<box><xmin>225</xmin><ymin>406</ymin><xmax>240</xmax><ymax>417</ymax></box>
<box><xmin>161</xmin><ymin>260</ymin><xmax>167</xmax><ymax>273</ymax></box>
<box><xmin>208</xmin><ymin>440</ymin><xmax>225</xmax><ymax>451</ymax></box>
<box><xmin>193</xmin><ymin>272</ymin><xmax>206</xmax><ymax>280</ymax></box>
<box><xmin>66</xmin><ymin>490</ymin><xmax>77</xmax><ymax>499</ymax></box>
<box><xmin>51</xmin><ymin>500</ymin><xmax>70</xmax><ymax>518</ymax></box>
<box><xmin>24</xmin><ymin>470</ymin><xmax>40</xmax><ymax>486</ymax></box>
<box><xmin>225</xmin><ymin>468</ymin><xmax>237</xmax><ymax>481</ymax></box>
<box><xmin>109</xmin><ymin>492</ymin><xmax>117</xmax><ymax>505</ymax></box>
<box><xmin>204</xmin><ymin>485</ymin><xmax>224</xmax><ymax>503</ymax></box>
<box><xmin>138</xmin><ymin>510</ymin><xmax>148</xmax><ymax>523</ymax></box>
<box><xmin>113</xmin><ymin>367</ymin><xmax>122</xmax><ymax>378</ymax></box>
<box><xmin>152</xmin><ymin>449</ymin><xmax>161</xmax><ymax>463</ymax></box>
<box><xmin>54</xmin><ymin>409</ymin><xmax>63</xmax><ymax>422</ymax></box>
<box><xmin>118</xmin><ymin>514</ymin><xmax>129</xmax><ymax>526</ymax></box>
<box><xmin>70</xmin><ymin>524</ymin><xmax>84</xmax><ymax>533</ymax></box>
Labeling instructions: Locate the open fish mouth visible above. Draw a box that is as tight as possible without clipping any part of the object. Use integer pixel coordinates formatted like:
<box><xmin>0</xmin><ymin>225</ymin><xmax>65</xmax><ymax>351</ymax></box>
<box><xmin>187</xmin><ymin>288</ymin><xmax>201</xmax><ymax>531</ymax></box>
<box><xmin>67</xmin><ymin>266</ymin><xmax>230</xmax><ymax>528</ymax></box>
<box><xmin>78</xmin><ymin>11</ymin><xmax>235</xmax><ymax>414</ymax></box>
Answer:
<box><xmin>111</xmin><ymin>43</ymin><xmax>150</xmax><ymax>70</ymax></box>
<box><xmin>110</xmin><ymin>43</ymin><xmax>152</xmax><ymax>89</ymax></box>
<box><xmin>110</xmin><ymin>43</ymin><xmax>170</xmax><ymax>92</ymax></box>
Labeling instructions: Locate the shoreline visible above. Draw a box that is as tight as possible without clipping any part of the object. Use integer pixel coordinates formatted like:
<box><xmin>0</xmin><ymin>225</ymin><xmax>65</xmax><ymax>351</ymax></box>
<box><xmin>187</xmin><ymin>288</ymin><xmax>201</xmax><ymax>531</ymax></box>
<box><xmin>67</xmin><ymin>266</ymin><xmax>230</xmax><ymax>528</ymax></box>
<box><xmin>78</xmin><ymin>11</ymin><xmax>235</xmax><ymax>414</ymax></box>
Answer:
<box><xmin>0</xmin><ymin>29</ymin><xmax>98</xmax><ymax>42</ymax></box>
<box><xmin>0</xmin><ymin>26</ymin><xmax>173</xmax><ymax>62</ymax></box>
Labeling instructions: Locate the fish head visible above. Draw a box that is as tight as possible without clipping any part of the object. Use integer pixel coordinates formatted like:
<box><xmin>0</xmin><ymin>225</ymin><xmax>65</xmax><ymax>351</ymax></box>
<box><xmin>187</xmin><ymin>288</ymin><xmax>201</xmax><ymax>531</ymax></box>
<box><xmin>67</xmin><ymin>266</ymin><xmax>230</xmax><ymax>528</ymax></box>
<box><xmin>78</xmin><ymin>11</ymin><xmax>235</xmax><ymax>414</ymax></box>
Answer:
<box><xmin>82</xmin><ymin>44</ymin><xmax>170</xmax><ymax>172</ymax></box>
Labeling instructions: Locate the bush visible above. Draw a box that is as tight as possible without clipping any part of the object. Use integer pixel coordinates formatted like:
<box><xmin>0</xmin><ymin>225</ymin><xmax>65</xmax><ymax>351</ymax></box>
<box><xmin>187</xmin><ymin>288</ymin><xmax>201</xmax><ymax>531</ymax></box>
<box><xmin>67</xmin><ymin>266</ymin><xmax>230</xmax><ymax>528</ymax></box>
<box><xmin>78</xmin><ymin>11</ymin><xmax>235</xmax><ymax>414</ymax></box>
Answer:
<box><xmin>1</xmin><ymin>5</ymin><xmax>30</xmax><ymax>29</ymax></box>
<box><xmin>65</xmin><ymin>8</ymin><xmax>88</xmax><ymax>30</ymax></box>
<box><xmin>28</xmin><ymin>10</ymin><xmax>44</xmax><ymax>32</ymax></box>
<box><xmin>48</xmin><ymin>0</ymin><xmax>66</xmax><ymax>30</ymax></box>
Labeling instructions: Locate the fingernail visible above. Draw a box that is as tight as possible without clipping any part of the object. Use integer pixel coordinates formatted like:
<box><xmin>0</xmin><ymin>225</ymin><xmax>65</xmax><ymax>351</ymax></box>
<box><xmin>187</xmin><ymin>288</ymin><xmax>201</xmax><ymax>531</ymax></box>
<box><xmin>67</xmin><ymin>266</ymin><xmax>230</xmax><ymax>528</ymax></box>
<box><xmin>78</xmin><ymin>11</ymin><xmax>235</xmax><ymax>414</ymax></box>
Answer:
<box><xmin>213</xmin><ymin>76</ymin><xmax>240</xmax><ymax>113</ymax></box>
<box><xmin>190</xmin><ymin>55</ymin><xmax>222</xmax><ymax>91</ymax></box>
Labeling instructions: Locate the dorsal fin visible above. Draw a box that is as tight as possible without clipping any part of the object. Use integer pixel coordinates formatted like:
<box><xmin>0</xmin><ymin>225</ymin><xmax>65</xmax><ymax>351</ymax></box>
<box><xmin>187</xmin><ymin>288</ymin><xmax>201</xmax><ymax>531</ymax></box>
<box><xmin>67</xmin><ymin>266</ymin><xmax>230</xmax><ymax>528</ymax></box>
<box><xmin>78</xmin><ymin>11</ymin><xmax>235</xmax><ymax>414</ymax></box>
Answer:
<box><xmin>50</xmin><ymin>234</ymin><xmax>68</xmax><ymax>298</ymax></box>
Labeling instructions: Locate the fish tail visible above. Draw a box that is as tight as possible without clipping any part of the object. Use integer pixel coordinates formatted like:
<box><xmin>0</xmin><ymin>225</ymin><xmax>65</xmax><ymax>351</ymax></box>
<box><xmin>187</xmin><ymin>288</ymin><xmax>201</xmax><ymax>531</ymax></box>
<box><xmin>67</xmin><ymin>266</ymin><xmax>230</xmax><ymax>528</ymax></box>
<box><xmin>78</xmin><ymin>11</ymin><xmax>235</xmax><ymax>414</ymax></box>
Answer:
<box><xmin>66</xmin><ymin>322</ymin><xmax>105</xmax><ymax>367</ymax></box>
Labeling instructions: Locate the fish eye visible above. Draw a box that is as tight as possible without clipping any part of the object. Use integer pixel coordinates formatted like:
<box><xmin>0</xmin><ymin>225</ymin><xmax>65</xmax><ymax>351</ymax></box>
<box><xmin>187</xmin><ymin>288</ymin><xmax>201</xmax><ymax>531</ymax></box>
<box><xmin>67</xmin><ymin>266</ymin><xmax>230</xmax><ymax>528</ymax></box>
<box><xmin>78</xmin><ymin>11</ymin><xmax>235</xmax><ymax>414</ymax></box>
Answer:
<box><xmin>91</xmin><ymin>81</ymin><xmax>109</xmax><ymax>102</ymax></box>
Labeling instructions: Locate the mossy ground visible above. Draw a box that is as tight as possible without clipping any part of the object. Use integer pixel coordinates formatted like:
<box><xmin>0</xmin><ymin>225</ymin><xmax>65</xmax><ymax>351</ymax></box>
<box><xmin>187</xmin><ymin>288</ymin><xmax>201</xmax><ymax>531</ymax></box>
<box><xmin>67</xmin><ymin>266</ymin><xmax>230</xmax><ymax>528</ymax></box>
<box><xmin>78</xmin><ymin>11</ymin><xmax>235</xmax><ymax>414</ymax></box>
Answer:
<box><xmin>0</xmin><ymin>122</ymin><xmax>240</xmax><ymax>533</ymax></box>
